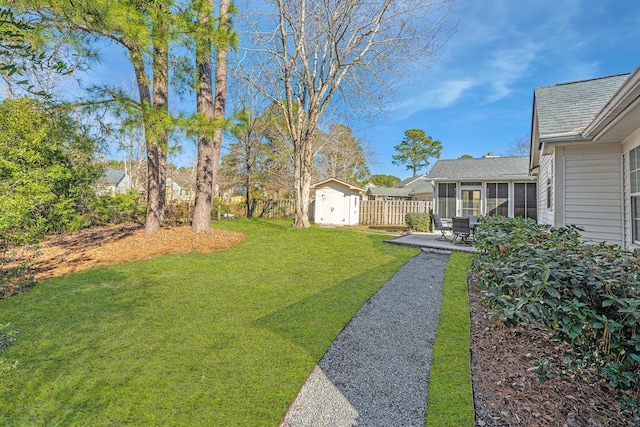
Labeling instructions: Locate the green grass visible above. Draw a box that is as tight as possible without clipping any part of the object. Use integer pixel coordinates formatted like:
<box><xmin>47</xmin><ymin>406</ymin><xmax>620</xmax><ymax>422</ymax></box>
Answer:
<box><xmin>425</xmin><ymin>252</ymin><xmax>475</xmax><ymax>427</ymax></box>
<box><xmin>0</xmin><ymin>218</ymin><xmax>418</xmax><ymax>426</ymax></box>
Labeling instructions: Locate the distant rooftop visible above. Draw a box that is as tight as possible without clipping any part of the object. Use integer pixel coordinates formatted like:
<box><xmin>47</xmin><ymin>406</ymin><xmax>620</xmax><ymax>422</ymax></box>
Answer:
<box><xmin>427</xmin><ymin>156</ymin><xmax>531</xmax><ymax>181</ymax></box>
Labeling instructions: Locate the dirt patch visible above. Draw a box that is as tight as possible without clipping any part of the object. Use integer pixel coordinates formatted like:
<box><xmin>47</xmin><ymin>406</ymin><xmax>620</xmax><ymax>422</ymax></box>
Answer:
<box><xmin>2</xmin><ymin>223</ymin><xmax>246</xmax><ymax>289</ymax></box>
<box><xmin>469</xmin><ymin>271</ymin><xmax>635</xmax><ymax>426</ymax></box>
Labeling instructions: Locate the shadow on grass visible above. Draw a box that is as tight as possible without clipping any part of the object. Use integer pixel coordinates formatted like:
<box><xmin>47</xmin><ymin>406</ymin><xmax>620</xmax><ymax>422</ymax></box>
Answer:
<box><xmin>252</xmin><ymin>260</ymin><xmax>402</xmax><ymax>361</ymax></box>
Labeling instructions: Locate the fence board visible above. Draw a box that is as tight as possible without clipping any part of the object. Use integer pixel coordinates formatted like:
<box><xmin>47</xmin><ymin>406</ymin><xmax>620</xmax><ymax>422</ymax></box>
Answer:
<box><xmin>359</xmin><ymin>200</ymin><xmax>432</xmax><ymax>225</ymax></box>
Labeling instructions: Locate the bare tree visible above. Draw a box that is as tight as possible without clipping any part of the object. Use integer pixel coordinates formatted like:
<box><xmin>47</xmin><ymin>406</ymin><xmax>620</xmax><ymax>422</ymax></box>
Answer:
<box><xmin>243</xmin><ymin>0</ymin><xmax>453</xmax><ymax>227</ymax></box>
<box><xmin>314</xmin><ymin>123</ymin><xmax>371</xmax><ymax>185</ymax></box>
<box><xmin>507</xmin><ymin>135</ymin><xmax>531</xmax><ymax>156</ymax></box>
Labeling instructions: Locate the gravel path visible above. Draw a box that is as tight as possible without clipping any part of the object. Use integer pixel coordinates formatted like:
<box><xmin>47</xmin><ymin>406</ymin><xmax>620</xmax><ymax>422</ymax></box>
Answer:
<box><xmin>280</xmin><ymin>250</ymin><xmax>450</xmax><ymax>427</ymax></box>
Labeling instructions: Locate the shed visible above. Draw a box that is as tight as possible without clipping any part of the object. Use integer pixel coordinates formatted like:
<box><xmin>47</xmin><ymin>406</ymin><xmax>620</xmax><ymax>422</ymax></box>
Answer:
<box><xmin>311</xmin><ymin>178</ymin><xmax>364</xmax><ymax>226</ymax></box>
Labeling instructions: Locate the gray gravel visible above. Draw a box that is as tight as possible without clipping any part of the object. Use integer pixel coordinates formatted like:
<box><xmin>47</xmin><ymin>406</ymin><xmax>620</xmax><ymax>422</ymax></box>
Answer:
<box><xmin>280</xmin><ymin>250</ymin><xmax>450</xmax><ymax>427</ymax></box>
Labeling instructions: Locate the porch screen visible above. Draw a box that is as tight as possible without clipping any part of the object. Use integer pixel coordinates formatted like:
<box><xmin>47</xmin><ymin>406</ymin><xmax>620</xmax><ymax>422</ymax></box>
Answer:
<box><xmin>437</xmin><ymin>183</ymin><xmax>456</xmax><ymax>218</ymax></box>
<box><xmin>514</xmin><ymin>182</ymin><xmax>537</xmax><ymax>220</ymax></box>
<box><xmin>486</xmin><ymin>183</ymin><xmax>508</xmax><ymax>216</ymax></box>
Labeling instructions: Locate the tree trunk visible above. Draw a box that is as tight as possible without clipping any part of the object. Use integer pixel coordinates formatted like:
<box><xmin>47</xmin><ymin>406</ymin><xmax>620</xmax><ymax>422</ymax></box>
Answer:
<box><xmin>152</xmin><ymin>3</ymin><xmax>169</xmax><ymax>228</ymax></box>
<box><xmin>210</xmin><ymin>0</ymin><xmax>231</xmax><ymax>201</ymax></box>
<box><xmin>193</xmin><ymin>0</ymin><xmax>231</xmax><ymax>232</ymax></box>
<box><xmin>129</xmin><ymin>48</ymin><xmax>161</xmax><ymax>235</ymax></box>
<box><xmin>292</xmin><ymin>137</ymin><xmax>313</xmax><ymax>228</ymax></box>
<box><xmin>192</xmin><ymin>0</ymin><xmax>215</xmax><ymax>233</ymax></box>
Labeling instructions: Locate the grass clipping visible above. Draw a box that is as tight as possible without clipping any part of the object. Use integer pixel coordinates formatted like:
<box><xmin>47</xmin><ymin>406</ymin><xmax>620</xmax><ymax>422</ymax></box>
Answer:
<box><xmin>426</xmin><ymin>252</ymin><xmax>475</xmax><ymax>426</ymax></box>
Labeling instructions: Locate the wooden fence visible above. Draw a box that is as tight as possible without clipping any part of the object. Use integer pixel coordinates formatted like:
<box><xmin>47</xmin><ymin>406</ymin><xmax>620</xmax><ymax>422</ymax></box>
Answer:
<box><xmin>250</xmin><ymin>199</ymin><xmax>297</xmax><ymax>219</ymax></box>
<box><xmin>359</xmin><ymin>199</ymin><xmax>433</xmax><ymax>226</ymax></box>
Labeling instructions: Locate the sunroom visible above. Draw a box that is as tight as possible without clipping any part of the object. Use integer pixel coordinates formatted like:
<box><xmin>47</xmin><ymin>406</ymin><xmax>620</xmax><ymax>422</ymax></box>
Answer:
<box><xmin>428</xmin><ymin>155</ymin><xmax>537</xmax><ymax>220</ymax></box>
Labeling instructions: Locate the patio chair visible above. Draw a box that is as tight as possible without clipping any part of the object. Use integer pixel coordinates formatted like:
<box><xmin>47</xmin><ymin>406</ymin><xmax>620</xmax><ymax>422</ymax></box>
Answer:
<box><xmin>431</xmin><ymin>213</ymin><xmax>452</xmax><ymax>241</ymax></box>
<box><xmin>451</xmin><ymin>217</ymin><xmax>472</xmax><ymax>245</ymax></box>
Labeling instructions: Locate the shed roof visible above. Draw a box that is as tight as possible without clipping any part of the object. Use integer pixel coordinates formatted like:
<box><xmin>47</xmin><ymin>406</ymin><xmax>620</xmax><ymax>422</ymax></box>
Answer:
<box><xmin>427</xmin><ymin>156</ymin><xmax>531</xmax><ymax>181</ymax></box>
<box><xmin>311</xmin><ymin>177</ymin><xmax>364</xmax><ymax>192</ymax></box>
<box><xmin>534</xmin><ymin>73</ymin><xmax>630</xmax><ymax>138</ymax></box>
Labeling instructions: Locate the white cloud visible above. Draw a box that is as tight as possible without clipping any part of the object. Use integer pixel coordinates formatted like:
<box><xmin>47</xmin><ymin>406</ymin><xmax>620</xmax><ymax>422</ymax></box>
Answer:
<box><xmin>392</xmin><ymin>78</ymin><xmax>477</xmax><ymax>118</ymax></box>
<box><xmin>485</xmin><ymin>42</ymin><xmax>542</xmax><ymax>101</ymax></box>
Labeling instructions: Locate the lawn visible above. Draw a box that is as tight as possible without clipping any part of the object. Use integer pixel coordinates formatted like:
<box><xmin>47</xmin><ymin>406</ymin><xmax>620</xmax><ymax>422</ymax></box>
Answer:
<box><xmin>426</xmin><ymin>252</ymin><xmax>475</xmax><ymax>426</ymax></box>
<box><xmin>0</xmin><ymin>219</ymin><xmax>418</xmax><ymax>426</ymax></box>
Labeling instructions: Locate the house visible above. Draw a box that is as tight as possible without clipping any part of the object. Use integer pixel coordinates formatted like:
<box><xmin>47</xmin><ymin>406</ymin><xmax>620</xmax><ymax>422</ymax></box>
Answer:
<box><xmin>96</xmin><ymin>168</ymin><xmax>132</xmax><ymax>196</ymax></box>
<box><xmin>429</xmin><ymin>155</ymin><xmax>537</xmax><ymax>220</ymax></box>
<box><xmin>365</xmin><ymin>176</ymin><xmax>434</xmax><ymax>201</ymax></box>
<box><xmin>166</xmin><ymin>172</ymin><xmax>196</xmax><ymax>203</ymax></box>
<box><xmin>529</xmin><ymin>66</ymin><xmax>640</xmax><ymax>248</ymax></box>
<box><xmin>311</xmin><ymin>178</ymin><xmax>364</xmax><ymax>226</ymax></box>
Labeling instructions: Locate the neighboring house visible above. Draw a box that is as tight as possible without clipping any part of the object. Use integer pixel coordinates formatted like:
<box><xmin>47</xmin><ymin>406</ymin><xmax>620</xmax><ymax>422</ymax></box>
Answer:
<box><xmin>365</xmin><ymin>176</ymin><xmax>434</xmax><ymax>201</ymax></box>
<box><xmin>529</xmin><ymin>67</ymin><xmax>640</xmax><ymax>248</ymax></box>
<box><xmin>429</xmin><ymin>155</ymin><xmax>537</xmax><ymax>220</ymax></box>
<box><xmin>96</xmin><ymin>168</ymin><xmax>132</xmax><ymax>196</ymax></box>
<box><xmin>311</xmin><ymin>178</ymin><xmax>364</xmax><ymax>226</ymax></box>
<box><xmin>166</xmin><ymin>172</ymin><xmax>196</xmax><ymax>203</ymax></box>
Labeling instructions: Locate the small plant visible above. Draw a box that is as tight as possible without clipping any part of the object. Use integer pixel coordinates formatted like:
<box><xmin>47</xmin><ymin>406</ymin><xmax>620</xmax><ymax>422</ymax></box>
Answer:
<box><xmin>405</xmin><ymin>212</ymin><xmax>431</xmax><ymax>232</ymax></box>
<box><xmin>0</xmin><ymin>323</ymin><xmax>18</xmax><ymax>376</ymax></box>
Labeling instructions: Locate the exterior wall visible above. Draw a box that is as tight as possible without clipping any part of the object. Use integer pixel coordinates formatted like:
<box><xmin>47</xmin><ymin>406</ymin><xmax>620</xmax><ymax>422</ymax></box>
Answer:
<box><xmin>563</xmin><ymin>154</ymin><xmax>623</xmax><ymax>245</ymax></box>
<box><xmin>537</xmin><ymin>154</ymin><xmax>554</xmax><ymax>225</ymax></box>
<box><xmin>314</xmin><ymin>182</ymin><xmax>361</xmax><ymax>225</ymax></box>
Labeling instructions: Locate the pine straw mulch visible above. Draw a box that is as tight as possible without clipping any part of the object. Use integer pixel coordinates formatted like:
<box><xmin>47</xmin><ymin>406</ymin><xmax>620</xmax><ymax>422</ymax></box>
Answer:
<box><xmin>1</xmin><ymin>223</ymin><xmax>246</xmax><ymax>298</ymax></box>
<box><xmin>468</xmin><ymin>270</ymin><xmax>635</xmax><ymax>426</ymax></box>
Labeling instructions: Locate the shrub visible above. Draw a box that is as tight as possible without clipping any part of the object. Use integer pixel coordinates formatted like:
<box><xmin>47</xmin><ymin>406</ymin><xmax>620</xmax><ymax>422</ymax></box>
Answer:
<box><xmin>474</xmin><ymin>216</ymin><xmax>640</xmax><ymax>420</ymax></box>
<box><xmin>405</xmin><ymin>212</ymin><xmax>431</xmax><ymax>232</ymax></box>
<box><xmin>89</xmin><ymin>190</ymin><xmax>145</xmax><ymax>225</ymax></box>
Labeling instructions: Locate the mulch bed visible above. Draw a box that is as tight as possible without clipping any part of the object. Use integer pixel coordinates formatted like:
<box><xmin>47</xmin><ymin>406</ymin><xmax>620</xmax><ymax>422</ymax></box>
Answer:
<box><xmin>468</xmin><ymin>271</ymin><xmax>635</xmax><ymax>426</ymax></box>
<box><xmin>1</xmin><ymin>223</ymin><xmax>246</xmax><ymax>298</ymax></box>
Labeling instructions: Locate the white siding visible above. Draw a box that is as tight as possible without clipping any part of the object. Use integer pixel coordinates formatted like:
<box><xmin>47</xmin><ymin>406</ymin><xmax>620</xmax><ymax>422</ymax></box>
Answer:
<box><xmin>564</xmin><ymin>155</ymin><xmax>623</xmax><ymax>245</ymax></box>
<box><xmin>537</xmin><ymin>154</ymin><xmax>554</xmax><ymax>225</ymax></box>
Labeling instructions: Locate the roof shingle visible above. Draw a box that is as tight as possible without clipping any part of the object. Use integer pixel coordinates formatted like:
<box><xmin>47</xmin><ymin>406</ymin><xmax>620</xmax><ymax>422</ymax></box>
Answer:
<box><xmin>535</xmin><ymin>73</ymin><xmax>630</xmax><ymax>137</ymax></box>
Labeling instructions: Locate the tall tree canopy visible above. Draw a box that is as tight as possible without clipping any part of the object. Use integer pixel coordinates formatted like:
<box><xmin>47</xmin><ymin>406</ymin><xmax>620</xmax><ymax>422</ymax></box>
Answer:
<box><xmin>392</xmin><ymin>129</ymin><xmax>442</xmax><ymax>177</ymax></box>
<box><xmin>245</xmin><ymin>0</ymin><xmax>453</xmax><ymax>227</ymax></box>
<box><xmin>369</xmin><ymin>174</ymin><xmax>400</xmax><ymax>187</ymax></box>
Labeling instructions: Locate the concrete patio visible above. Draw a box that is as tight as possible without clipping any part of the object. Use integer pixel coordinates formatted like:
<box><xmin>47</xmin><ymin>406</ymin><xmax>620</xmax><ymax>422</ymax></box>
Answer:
<box><xmin>384</xmin><ymin>232</ymin><xmax>476</xmax><ymax>254</ymax></box>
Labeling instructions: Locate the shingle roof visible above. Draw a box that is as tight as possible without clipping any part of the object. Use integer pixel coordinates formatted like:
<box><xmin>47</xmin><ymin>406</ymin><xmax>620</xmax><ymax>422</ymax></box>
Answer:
<box><xmin>367</xmin><ymin>187</ymin><xmax>412</xmax><ymax>197</ymax></box>
<box><xmin>404</xmin><ymin>177</ymin><xmax>433</xmax><ymax>194</ymax></box>
<box><xmin>427</xmin><ymin>156</ymin><xmax>531</xmax><ymax>181</ymax></box>
<box><xmin>534</xmin><ymin>73</ymin><xmax>630</xmax><ymax>137</ymax></box>
<box><xmin>100</xmin><ymin>168</ymin><xmax>125</xmax><ymax>186</ymax></box>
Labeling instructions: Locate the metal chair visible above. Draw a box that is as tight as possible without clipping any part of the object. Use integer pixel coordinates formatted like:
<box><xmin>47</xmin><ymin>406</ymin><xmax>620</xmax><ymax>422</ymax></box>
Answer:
<box><xmin>431</xmin><ymin>213</ymin><xmax>452</xmax><ymax>240</ymax></box>
<box><xmin>451</xmin><ymin>217</ymin><xmax>472</xmax><ymax>245</ymax></box>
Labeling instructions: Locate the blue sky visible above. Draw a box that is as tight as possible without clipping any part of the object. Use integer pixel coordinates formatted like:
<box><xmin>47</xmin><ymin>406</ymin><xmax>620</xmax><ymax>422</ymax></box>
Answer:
<box><xmin>362</xmin><ymin>0</ymin><xmax>640</xmax><ymax>178</ymax></box>
<box><xmin>90</xmin><ymin>0</ymin><xmax>640</xmax><ymax>180</ymax></box>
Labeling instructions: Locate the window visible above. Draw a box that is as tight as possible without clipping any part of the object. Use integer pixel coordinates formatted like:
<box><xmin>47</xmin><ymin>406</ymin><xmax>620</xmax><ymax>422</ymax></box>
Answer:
<box><xmin>514</xmin><ymin>182</ymin><xmax>537</xmax><ymax>220</ymax></box>
<box><xmin>437</xmin><ymin>183</ymin><xmax>456</xmax><ymax>218</ymax></box>
<box><xmin>546</xmin><ymin>178</ymin><xmax>552</xmax><ymax>209</ymax></box>
<box><xmin>631</xmin><ymin>147</ymin><xmax>640</xmax><ymax>243</ymax></box>
<box><xmin>486</xmin><ymin>183</ymin><xmax>508</xmax><ymax>216</ymax></box>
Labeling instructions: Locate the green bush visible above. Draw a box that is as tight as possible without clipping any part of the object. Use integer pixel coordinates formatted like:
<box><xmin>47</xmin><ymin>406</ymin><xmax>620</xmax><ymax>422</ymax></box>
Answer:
<box><xmin>474</xmin><ymin>216</ymin><xmax>640</xmax><ymax>420</ymax></box>
<box><xmin>89</xmin><ymin>190</ymin><xmax>145</xmax><ymax>225</ymax></box>
<box><xmin>405</xmin><ymin>212</ymin><xmax>431</xmax><ymax>232</ymax></box>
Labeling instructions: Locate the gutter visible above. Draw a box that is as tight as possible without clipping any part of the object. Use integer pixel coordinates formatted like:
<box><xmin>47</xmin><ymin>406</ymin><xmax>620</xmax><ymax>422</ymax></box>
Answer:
<box><xmin>584</xmin><ymin>66</ymin><xmax>640</xmax><ymax>140</ymax></box>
